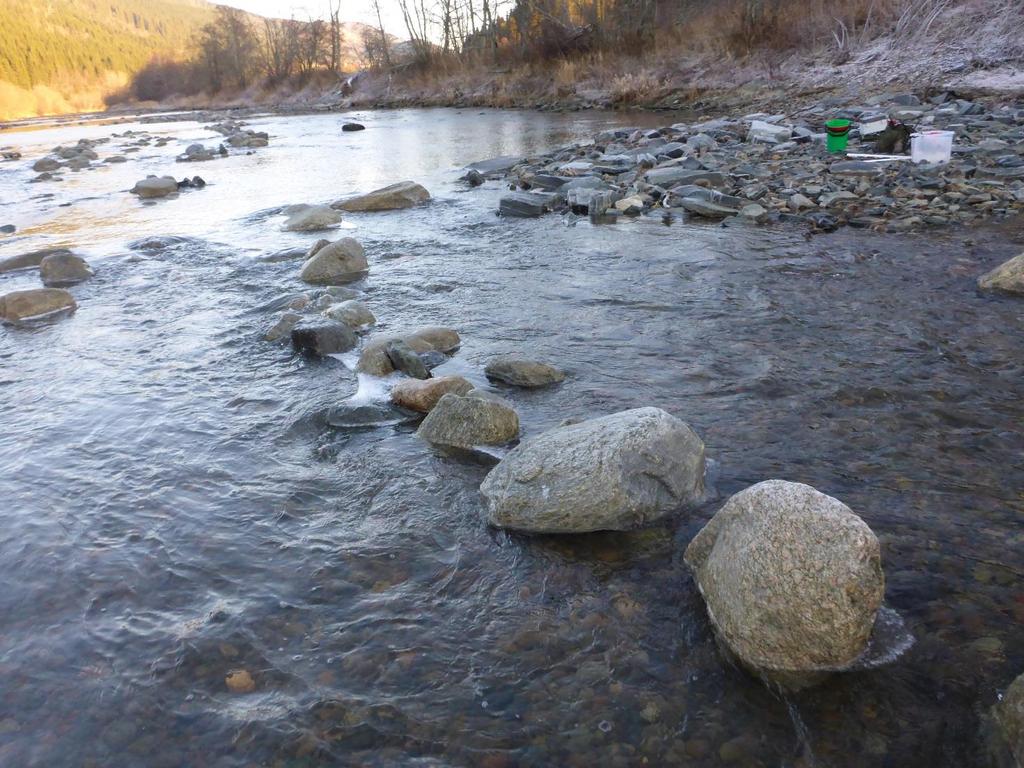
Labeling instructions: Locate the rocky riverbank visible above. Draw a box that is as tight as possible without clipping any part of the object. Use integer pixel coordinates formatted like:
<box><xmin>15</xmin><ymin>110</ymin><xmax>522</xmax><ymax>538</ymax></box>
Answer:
<box><xmin>482</xmin><ymin>91</ymin><xmax>1024</xmax><ymax>234</ymax></box>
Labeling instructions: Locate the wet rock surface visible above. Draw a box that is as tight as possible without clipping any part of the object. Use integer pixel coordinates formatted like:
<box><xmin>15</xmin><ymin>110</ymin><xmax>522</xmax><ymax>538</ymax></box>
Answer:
<box><xmin>131</xmin><ymin>176</ymin><xmax>179</xmax><ymax>199</ymax></box>
<box><xmin>484</xmin><ymin>355</ymin><xmax>566</xmax><ymax>387</ymax></box>
<box><xmin>390</xmin><ymin>375</ymin><xmax>474</xmax><ymax>413</ymax></box>
<box><xmin>282</xmin><ymin>205</ymin><xmax>343</xmax><ymax>232</ymax></box>
<box><xmin>0</xmin><ymin>287</ymin><xmax>77</xmax><ymax>321</ymax></box>
<box><xmin>481</xmin><ymin>407</ymin><xmax>705</xmax><ymax>533</ymax></box>
<box><xmin>357</xmin><ymin>326</ymin><xmax>460</xmax><ymax>375</ymax></box>
<box><xmin>39</xmin><ymin>252</ymin><xmax>93</xmax><ymax>287</ymax></box>
<box><xmin>299</xmin><ymin>237</ymin><xmax>368</xmax><ymax>284</ymax></box>
<box><xmin>290</xmin><ymin>320</ymin><xmax>358</xmax><ymax>356</ymax></box>
<box><xmin>333</xmin><ymin>181</ymin><xmax>431</xmax><ymax>212</ymax></box>
<box><xmin>416</xmin><ymin>392</ymin><xmax>519</xmax><ymax>449</ymax></box>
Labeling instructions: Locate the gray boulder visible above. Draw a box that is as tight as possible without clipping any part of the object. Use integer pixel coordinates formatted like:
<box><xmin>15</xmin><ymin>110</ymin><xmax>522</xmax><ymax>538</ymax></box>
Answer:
<box><xmin>333</xmin><ymin>181</ymin><xmax>430</xmax><ymax>212</ymax></box>
<box><xmin>499</xmin><ymin>191</ymin><xmax>557</xmax><ymax>218</ymax></box>
<box><xmin>323</xmin><ymin>299</ymin><xmax>375</xmax><ymax>328</ymax></box>
<box><xmin>290</xmin><ymin>320</ymin><xmax>357</xmax><ymax>356</ymax></box>
<box><xmin>40</xmin><ymin>252</ymin><xmax>93</xmax><ymax>287</ymax></box>
<box><xmin>386</xmin><ymin>340</ymin><xmax>430</xmax><ymax>379</ymax></box>
<box><xmin>467</xmin><ymin>155</ymin><xmax>525</xmax><ymax>176</ymax></box>
<box><xmin>283</xmin><ymin>205</ymin><xmax>343</xmax><ymax>232</ymax></box>
<box><xmin>684</xmin><ymin>480</ymin><xmax>884</xmax><ymax>689</ymax></box>
<box><xmin>299</xmin><ymin>238</ymin><xmax>368</xmax><ymax>285</ymax></box>
<box><xmin>131</xmin><ymin>176</ymin><xmax>179</xmax><ymax>199</ymax></box>
<box><xmin>33</xmin><ymin>158</ymin><xmax>60</xmax><ymax>172</ymax></box>
<box><xmin>358</xmin><ymin>326</ymin><xmax>460</xmax><ymax>375</ymax></box>
<box><xmin>485</xmin><ymin>355</ymin><xmax>565</xmax><ymax>388</ymax></box>
<box><xmin>978</xmin><ymin>253</ymin><xmax>1024</xmax><ymax>295</ymax></box>
<box><xmin>0</xmin><ymin>288</ymin><xmax>77</xmax><ymax>321</ymax></box>
<box><xmin>417</xmin><ymin>392</ymin><xmax>519</xmax><ymax>449</ymax></box>
<box><xmin>480</xmin><ymin>407</ymin><xmax>705</xmax><ymax>533</ymax></box>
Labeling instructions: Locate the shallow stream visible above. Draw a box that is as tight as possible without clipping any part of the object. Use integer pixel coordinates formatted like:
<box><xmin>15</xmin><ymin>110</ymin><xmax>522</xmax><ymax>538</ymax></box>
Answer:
<box><xmin>0</xmin><ymin>107</ymin><xmax>1022</xmax><ymax>767</ymax></box>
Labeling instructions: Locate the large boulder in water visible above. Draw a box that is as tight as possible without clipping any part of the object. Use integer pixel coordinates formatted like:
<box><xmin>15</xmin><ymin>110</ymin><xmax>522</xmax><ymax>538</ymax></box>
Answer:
<box><xmin>391</xmin><ymin>375</ymin><xmax>473</xmax><ymax>413</ymax></box>
<box><xmin>333</xmin><ymin>181</ymin><xmax>431</xmax><ymax>212</ymax></box>
<box><xmin>989</xmin><ymin>672</ymin><xmax>1024</xmax><ymax>767</ymax></box>
<box><xmin>282</xmin><ymin>205</ymin><xmax>342</xmax><ymax>232</ymax></box>
<box><xmin>299</xmin><ymin>238</ymin><xmax>368</xmax><ymax>285</ymax></box>
<box><xmin>40</xmin><ymin>252</ymin><xmax>93</xmax><ymax>287</ymax></box>
<box><xmin>357</xmin><ymin>326</ymin><xmax>460</xmax><ymax>375</ymax></box>
<box><xmin>131</xmin><ymin>176</ymin><xmax>178</xmax><ymax>199</ymax></box>
<box><xmin>0</xmin><ymin>288</ymin><xmax>77</xmax><ymax>321</ymax></box>
<box><xmin>684</xmin><ymin>480</ymin><xmax>884</xmax><ymax>689</ymax></box>
<box><xmin>416</xmin><ymin>392</ymin><xmax>519</xmax><ymax>449</ymax></box>
<box><xmin>978</xmin><ymin>253</ymin><xmax>1024</xmax><ymax>295</ymax></box>
<box><xmin>485</xmin><ymin>355</ymin><xmax>565</xmax><ymax>388</ymax></box>
<box><xmin>480</xmin><ymin>407</ymin><xmax>705</xmax><ymax>533</ymax></box>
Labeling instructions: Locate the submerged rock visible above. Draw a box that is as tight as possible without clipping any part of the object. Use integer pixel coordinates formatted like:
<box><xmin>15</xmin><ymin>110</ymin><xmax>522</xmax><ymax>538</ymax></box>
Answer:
<box><xmin>480</xmin><ymin>407</ymin><xmax>705</xmax><ymax>533</ymax></box>
<box><xmin>0</xmin><ymin>288</ymin><xmax>77</xmax><ymax>322</ymax></box>
<box><xmin>333</xmin><ymin>181</ymin><xmax>431</xmax><ymax>212</ymax></box>
<box><xmin>40</xmin><ymin>252</ymin><xmax>93</xmax><ymax>287</ymax></box>
<box><xmin>416</xmin><ymin>392</ymin><xmax>519</xmax><ymax>449</ymax></box>
<box><xmin>326</xmin><ymin>402</ymin><xmax>417</xmax><ymax>429</ymax></box>
<box><xmin>978</xmin><ymin>253</ymin><xmax>1024</xmax><ymax>295</ymax></box>
<box><xmin>264</xmin><ymin>312</ymin><xmax>301</xmax><ymax>342</ymax></box>
<box><xmin>131</xmin><ymin>176</ymin><xmax>179</xmax><ymax>199</ymax></box>
<box><xmin>484</xmin><ymin>355</ymin><xmax>565</xmax><ymax>388</ymax></box>
<box><xmin>684</xmin><ymin>480</ymin><xmax>884</xmax><ymax>689</ymax></box>
<box><xmin>299</xmin><ymin>238</ymin><xmax>368</xmax><ymax>285</ymax></box>
<box><xmin>357</xmin><ymin>326</ymin><xmax>460</xmax><ymax>375</ymax></box>
<box><xmin>390</xmin><ymin>375</ymin><xmax>473</xmax><ymax>413</ymax></box>
<box><xmin>282</xmin><ymin>205</ymin><xmax>343</xmax><ymax>232</ymax></box>
<box><xmin>290</xmin><ymin>320</ymin><xmax>357</xmax><ymax>356</ymax></box>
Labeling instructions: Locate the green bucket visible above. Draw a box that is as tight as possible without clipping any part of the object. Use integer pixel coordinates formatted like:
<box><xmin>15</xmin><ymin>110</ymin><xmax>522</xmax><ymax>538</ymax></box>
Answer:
<box><xmin>826</xmin><ymin>119</ymin><xmax>851</xmax><ymax>153</ymax></box>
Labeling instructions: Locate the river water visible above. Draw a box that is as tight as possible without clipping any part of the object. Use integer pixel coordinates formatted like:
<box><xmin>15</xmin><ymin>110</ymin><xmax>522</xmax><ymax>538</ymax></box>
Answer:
<box><xmin>0</xmin><ymin>108</ymin><xmax>1022</xmax><ymax>767</ymax></box>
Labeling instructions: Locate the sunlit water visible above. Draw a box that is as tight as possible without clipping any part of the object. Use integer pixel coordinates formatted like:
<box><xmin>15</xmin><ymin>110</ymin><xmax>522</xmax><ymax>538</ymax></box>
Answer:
<box><xmin>1</xmin><ymin>108</ymin><xmax>1022</xmax><ymax>767</ymax></box>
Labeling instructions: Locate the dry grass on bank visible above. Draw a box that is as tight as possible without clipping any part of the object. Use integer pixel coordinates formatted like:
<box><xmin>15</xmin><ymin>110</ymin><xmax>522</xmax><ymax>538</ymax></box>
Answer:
<box><xmin>343</xmin><ymin>0</ymin><xmax>1023</xmax><ymax>110</ymax></box>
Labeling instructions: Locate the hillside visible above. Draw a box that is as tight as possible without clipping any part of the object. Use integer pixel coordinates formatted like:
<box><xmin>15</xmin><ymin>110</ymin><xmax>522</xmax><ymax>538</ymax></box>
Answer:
<box><xmin>0</xmin><ymin>0</ymin><xmax>217</xmax><ymax>118</ymax></box>
<box><xmin>0</xmin><ymin>0</ymin><xmax>389</xmax><ymax>120</ymax></box>
<box><xmin>0</xmin><ymin>0</ymin><xmax>212</xmax><ymax>89</ymax></box>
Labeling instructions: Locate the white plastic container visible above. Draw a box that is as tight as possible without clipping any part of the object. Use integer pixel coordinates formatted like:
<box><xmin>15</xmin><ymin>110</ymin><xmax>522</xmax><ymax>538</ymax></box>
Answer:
<box><xmin>911</xmin><ymin>130</ymin><xmax>954</xmax><ymax>164</ymax></box>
